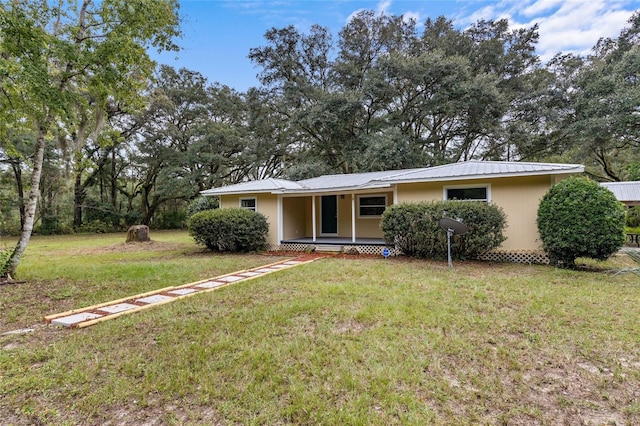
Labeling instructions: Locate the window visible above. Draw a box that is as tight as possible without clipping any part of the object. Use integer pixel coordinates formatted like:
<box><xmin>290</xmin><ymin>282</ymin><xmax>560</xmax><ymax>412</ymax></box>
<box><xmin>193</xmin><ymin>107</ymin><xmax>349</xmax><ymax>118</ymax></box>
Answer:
<box><xmin>444</xmin><ymin>185</ymin><xmax>490</xmax><ymax>202</ymax></box>
<box><xmin>358</xmin><ymin>195</ymin><xmax>387</xmax><ymax>218</ymax></box>
<box><xmin>239</xmin><ymin>197</ymin><xmax>256</xmax><ymax>211</ymax></box>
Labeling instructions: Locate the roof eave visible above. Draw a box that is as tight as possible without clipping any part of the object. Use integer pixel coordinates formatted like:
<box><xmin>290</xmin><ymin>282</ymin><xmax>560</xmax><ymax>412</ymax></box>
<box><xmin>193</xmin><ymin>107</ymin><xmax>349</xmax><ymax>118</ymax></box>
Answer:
<box><xmin>200</xmin><ymin>189</ymin><xmax>276</xmax><ymax>196</ymax></box>
<box><xmin>271</xmin><ymin>183</ymin><xmax>393</xmax><ymax>195</ymax></box>
<box><xmin>382</xmin><ymin>166</ymin><xmax>585</xmax><ymax>185</ymax></box>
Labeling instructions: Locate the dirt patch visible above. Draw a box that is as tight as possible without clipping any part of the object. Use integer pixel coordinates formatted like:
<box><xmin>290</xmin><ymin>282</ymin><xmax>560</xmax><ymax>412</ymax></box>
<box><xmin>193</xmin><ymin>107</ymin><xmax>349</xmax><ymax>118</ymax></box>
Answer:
<box><xmin>65</xmin><ymin>240</ymin><xmax>188</xmax><ymax>256</ymax></box>
<box><xmin>334</xmin><ymin>319</ymin><xmax>369</xmax><ymax>334</ymax></box>
<box><xmin>100</xmin><ymin>401</ymin><xmax>225</xmax><ymax>426</ymax></box>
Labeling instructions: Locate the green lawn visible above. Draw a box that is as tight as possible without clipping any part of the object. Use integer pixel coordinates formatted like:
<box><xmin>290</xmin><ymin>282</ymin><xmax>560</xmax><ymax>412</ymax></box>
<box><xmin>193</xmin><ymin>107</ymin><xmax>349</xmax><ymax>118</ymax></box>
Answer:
<box><xmin>1</xmin><ymin>231</ymin><xmax>639</xmax><ymax>425</ymax></box>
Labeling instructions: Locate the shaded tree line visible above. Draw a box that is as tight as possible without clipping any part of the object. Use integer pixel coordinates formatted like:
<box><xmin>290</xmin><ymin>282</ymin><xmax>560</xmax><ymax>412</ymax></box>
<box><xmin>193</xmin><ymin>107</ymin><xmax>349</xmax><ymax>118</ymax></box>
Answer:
<box><xmin>1</xmin><ymin>5</ymin><xmax>638</xmax><ymax>277</ymax></box>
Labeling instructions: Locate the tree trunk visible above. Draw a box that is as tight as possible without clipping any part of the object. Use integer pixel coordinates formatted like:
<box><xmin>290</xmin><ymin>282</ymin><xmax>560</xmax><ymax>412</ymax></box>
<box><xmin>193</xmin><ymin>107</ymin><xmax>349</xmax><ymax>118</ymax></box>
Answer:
<box><xmin>6</xmin><ymin>125</ymin><xmax>48</xmax><ymax>278</ymax></box>
<box><xmin>73</xmin><ymin>171</ymin><xmax>86</xmax><ymax>228</ymax></box>
<box><xmin>126</xmin><ymin>225</ymin><xmax>150</xmax><ymax>243</ymax></box>
<box><xmin>10</xmin><ymin>160</ymin><xmax>25</xmax><ymax>230</ymax></box>
<box><xmin>111</xmin><ymin>148</ymin><xmax>117</xmax><ymax>208</ymax></box>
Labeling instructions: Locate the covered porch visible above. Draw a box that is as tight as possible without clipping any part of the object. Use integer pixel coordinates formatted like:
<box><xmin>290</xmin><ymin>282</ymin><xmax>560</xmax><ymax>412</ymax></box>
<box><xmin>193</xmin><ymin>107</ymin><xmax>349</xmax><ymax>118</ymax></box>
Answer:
<box><xmin>279</xmin><ymin>191</ymin><xmax>395</xmax><ymax>246</ymax></box>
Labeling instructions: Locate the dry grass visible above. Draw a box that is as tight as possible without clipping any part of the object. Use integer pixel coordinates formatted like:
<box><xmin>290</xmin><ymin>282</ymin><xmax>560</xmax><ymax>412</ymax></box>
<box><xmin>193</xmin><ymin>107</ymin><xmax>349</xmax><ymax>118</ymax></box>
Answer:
<box><xmin>1</xmin><ymin>232</ymin><xmax>639</xmax><ymax>425</ymax></box>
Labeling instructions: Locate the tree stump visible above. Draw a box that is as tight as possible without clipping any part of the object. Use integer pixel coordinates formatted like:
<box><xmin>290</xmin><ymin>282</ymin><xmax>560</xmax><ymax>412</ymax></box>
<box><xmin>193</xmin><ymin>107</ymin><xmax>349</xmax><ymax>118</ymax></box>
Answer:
<box><xmin>126</xmin><ymin>225</ymin><xmax>150</xmax><ymax>243</ymax></box>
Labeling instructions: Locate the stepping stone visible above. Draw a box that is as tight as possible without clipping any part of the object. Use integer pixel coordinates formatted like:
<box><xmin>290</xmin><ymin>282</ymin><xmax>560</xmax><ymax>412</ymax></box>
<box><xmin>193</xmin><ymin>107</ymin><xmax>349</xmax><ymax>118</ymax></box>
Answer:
<box><xmin>268</xmin><ymin>264</ymin><xmax>290</xmax><ymax>269</ymax></box>
<box><xmin>254</xmin><ymin>268</ymin><xmax>278</xmax><ymax>273</ymax></box>
<box><xmin>136</xmin><ymin>294</ymin><xmax>173</xmax><ymax>304</ymax></box>
<box><xmin>51</xmin><ymin>312</ymin><xmax>102</xmax><ymax>327</ymax></box>
<box><xmin>195</xmin><ymin>281</ymin><xmax>225</xmax><ymax>289</ymax></box>
<box><xmin>167</xmin><ymin>288</ymin><xmax>198</xmax><ymax>296</ymax></box>
<box><xmin>1</xmin><ymin>328</ymin><xmax>35</xmax><ymax>336</ymax></box>
<box><xmin>283</xmin><ymin>261</ymin><xmax>303</xmax><ymax>265</ymax></box>
<box><xmin>97</xmin><ymin>303</ymin><xmax>138</xmax><ymax>314</ymax></box>
<box><xmin>218</xmin><ymin>275</ymin><xmax>243</xmax><ymax>283</ymax></box>
<box><xmin>238</xmin><ymin>271</ymin><xmax>262</xmax><ymax>277</ymax></box>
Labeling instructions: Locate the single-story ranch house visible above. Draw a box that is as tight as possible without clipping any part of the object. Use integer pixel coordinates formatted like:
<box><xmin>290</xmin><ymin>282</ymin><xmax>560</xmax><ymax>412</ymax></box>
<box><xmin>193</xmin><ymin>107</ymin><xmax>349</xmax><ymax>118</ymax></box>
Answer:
<box><xmin>201</xmin><ymin>161</ymin><xmax>584</xmax><ymax>262</ymax></box>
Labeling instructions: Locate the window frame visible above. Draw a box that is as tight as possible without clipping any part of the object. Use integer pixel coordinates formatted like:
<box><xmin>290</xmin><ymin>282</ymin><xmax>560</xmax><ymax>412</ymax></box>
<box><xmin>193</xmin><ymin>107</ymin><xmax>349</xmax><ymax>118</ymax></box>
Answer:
<box><xmin>239</xmin><ymin>197</ymin><xmax>257</xmax><ymax>211</ymax></box>
<box><xmin>357</xmin><ymin>194</ymin><xmax>388</xmax><ymax>219</ymax></box>
<box><xmin>443</xmin><ymin>184</ymin><xmax>491</xmax><ymax>202</ymax></box>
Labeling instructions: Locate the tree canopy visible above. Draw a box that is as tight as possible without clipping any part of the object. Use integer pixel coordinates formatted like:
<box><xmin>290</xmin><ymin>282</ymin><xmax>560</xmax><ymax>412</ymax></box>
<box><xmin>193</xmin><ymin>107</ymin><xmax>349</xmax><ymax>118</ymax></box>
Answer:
<box><xmin>0</xmin><ymin>0</ymin><xmax>181</xmax><ymax>278</ymax></box>
<box><xmin>1</xmin><ymin>5</ymin><xmax>638</xmax><ymax>278</ymax></box>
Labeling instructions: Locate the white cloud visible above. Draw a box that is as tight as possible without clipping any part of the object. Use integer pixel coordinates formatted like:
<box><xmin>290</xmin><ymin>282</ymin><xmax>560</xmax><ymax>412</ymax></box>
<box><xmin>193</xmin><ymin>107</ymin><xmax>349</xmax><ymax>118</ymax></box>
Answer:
<box><xmin>458</xmin><ymin>0</ymin><xmax>638</xmax><ymax>63</ymax></box>
<box><xmin>402</xmin><ymin>11</ymin><xmax>422</xmax><ymax>25</ymax></box>
<box><xmin>521</xmin><ymin>0</ymin><xmax>564</xmax><ymax>17</ymax></box>
<box><xmin>521</xmin><ymin>0</ymin><xmax>634</xmax><ymax>61</ymax></box>
<box><xmin>346</xmin><ymin>0</ymin><xmax>392</xmax><ymax>23</ymax></box>
<box><xmin>347</xmin><ymin>0</ymin><xmax>421</xmax><ymax>25</ymax></box>
<box><xmin>377</xmin><ymin>0</ymin><xmax>393</xmax><ymax>15</ymax></box>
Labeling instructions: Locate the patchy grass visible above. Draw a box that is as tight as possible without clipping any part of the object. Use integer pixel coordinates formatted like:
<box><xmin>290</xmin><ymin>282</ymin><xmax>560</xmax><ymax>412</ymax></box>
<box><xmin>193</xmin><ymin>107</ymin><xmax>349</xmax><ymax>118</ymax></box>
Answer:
<box><xmin>1</xmin><ymin>233</ymin><xmax>640</xmax><ymax>425</ymax></box>
<box><xmin>0</xmin><ymin>230</ymin><xmax>288</xmax><ymax>331</ymax></box>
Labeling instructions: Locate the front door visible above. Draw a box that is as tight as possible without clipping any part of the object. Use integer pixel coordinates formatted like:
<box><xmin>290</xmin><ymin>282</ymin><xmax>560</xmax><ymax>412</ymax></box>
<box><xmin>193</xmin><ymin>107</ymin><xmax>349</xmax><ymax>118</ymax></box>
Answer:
<box><xmin>320</xmin><ymin>195</ymin><xmax>338</xmax><ymax>235</ymax></box>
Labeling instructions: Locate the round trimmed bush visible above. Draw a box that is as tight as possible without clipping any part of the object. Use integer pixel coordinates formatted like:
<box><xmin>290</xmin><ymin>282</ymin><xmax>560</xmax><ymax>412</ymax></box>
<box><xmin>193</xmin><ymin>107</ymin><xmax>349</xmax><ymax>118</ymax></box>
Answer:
<box><xmin>381</xmin><ymin>201</ymin><xmax>507</xmax><ymax>259</ymax></box>
<box><xmin>537</xmin><ymin>176</ymin><xmax>625</xmax><ymax>268</ymax></box>
<box><xmin>188</xmin><ymin>208</ymin><xmax>269</xmax><ymax>252</ymax></box>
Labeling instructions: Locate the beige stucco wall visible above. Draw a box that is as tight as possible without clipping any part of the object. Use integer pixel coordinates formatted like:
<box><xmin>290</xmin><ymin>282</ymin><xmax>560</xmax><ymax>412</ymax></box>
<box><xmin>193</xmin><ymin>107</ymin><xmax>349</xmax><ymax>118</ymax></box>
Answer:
<box><xmin>282</xmin><ymin>197</ymin><xmax>307</xmax><ymax>240</ymax></box>
<box><xmin>490</xmin><ymin>176</ymin><xmax>554</xmax><ymax>251</ymax></box>
<box><xmin>396</xmin><ymin>175</ymin><xmax>556</xmax><ymax>251</ymax></box>
<box><xmin>334</xmin><ymin>193</ymin><xmax>387</xmax><ymax>238</ymax></box>
<box><xmin>353</xmin><ymin>192</ymin><xmax>393</xmax><ymax>237</ymax></box>
<box><xmin>219</xmin><ymin>194</ymin><xmax>280</xmax><ymax>246</ymax></box>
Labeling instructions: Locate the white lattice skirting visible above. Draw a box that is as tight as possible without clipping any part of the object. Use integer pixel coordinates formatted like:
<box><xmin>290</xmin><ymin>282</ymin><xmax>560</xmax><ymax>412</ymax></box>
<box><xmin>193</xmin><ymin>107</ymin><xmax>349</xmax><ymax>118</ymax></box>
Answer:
<box><xmin>270</xmin><ymin>244</ymin><xmax>549</xmax><ymax>264</ymax></box>
<box><xmin>271</xmin><ymin>243</ymin><xmax>396</xmax><ymax>256</ymax></box>
<box><xmin>477</xmin><ymin>250</ymin><xmax>550</xmax><ymax>265</ymax></box>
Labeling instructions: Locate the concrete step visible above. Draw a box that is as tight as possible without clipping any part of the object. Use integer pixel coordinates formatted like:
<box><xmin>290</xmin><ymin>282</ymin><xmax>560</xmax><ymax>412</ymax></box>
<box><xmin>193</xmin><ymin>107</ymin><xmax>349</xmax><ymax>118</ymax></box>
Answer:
<box><xmin>314</xmin><ymin>244</ymin><xmax>343</xmax><ymax>252</ymax></box>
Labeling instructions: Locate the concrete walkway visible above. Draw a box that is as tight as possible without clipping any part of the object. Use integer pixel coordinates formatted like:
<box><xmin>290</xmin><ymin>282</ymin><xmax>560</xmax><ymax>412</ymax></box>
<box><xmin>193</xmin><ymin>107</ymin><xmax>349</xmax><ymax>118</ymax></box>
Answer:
<box><xmin>45</xmin><ymin>255</ymin><xmax>325</xmax><ymax>329</ymax></box>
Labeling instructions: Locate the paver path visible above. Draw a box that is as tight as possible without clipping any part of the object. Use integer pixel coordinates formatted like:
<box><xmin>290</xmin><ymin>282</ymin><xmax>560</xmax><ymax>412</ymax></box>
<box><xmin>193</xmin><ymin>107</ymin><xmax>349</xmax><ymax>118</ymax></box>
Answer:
<box><xmin>45</xmin><ymin>255</ymin><xmax>325</xmax><ymax>329</ymax></box>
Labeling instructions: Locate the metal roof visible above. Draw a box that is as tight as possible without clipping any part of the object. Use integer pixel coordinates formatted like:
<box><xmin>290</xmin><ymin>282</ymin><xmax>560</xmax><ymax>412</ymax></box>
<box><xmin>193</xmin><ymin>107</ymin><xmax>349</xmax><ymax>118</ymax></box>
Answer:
<box><xmin>200</xmin><ymin>178</ymin><xmax>305</xmax><ymax>196</ymax></box>
<box><xmin>298</xmin><ymin>169</ymin><xmax>420</xmax><ymax>191</ymax></box>
<box><xmin>601</xmin><ymin>181</ymin><xmax>640</xmax><ymax>202</ymax></box>
<box><xmin>375</xmin><ymin>161</ymin><xmax>584</xmax><ymax>183</ymax></box>
<box><xmin>201</xmin><ymin>161</ymin><xmax>585</xmax><ymax>196</ymax></box>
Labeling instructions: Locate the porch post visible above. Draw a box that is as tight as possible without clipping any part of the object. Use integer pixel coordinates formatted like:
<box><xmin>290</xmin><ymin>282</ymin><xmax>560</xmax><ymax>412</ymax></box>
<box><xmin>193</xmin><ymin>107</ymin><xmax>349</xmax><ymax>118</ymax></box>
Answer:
<box><xmin>277</xmin><ymin>195</ymin><xmax>283</xmax><ymax>244</ymax></box>
<box><xmin>351</xmin><ymin>193</ymin><xmax>356</xmax><ymax>243</ymax></box>
<box><xmin>393</xmin><ymin>185</ymin><xmax>398</xmax><ymax>205</ymax></box>
<box><xmin>311</xmin><ymin>195</ymin><xmax>317</xmax><ymax>242</ymax></box>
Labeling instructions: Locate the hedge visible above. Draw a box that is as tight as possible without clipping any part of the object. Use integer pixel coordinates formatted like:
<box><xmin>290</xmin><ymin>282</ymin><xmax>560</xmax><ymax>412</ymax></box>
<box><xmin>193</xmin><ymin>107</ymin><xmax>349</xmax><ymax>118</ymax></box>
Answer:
<box><xmin>188</xmin><ymin>208</ymin><xmax>269</xmax><ymax>252</ymax></box>
<box><xmin>381</xmin><ymin>201</ymin><xmax>507</xmax><ymax>259</ymax></box>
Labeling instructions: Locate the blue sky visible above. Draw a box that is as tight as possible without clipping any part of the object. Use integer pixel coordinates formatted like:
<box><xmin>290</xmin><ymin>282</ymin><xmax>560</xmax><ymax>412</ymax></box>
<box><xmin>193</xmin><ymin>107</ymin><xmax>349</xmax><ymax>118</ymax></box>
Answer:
<box><xmin>152</xmin><ymin>0</ymin><xmax>640</xmax><ymax>91</ymax></box>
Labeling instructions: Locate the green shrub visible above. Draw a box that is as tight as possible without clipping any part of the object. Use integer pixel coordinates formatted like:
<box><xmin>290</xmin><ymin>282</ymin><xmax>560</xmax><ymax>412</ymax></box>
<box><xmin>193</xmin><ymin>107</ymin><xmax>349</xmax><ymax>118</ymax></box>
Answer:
<box><xmin>77</xmin><ymin>220</ymin><xmax>112</xmax><ymax>234</ymax></box>
<box><xmin>186</xmin><ymin>196</ymin><xmax>219</xmax><ymax>218</ymax></box>
<box><xmin>0</xmin><ymin>247</ymin><xmax>11</xmax><ymax>278</ymax></box>
<box><xmin>37</xmin><ymin>215</ymin><xmax>73</xmax><ymax>235</ymax></box>
<box><xmin>121</xmin><ymin>210</ymin><xmax>143</xmax><ymax>227</ymax></box>
<box><xmin>84</xmin><ymin>200</ymin><xmax>120</xmax><ymax>228</ymax></box>
<box><xmin>188</xmin><ymin>208</ymin><xmax>269</xmax><ymax>252</ymax></box>
<box><xmin>626</xmin><ymin>207</ymin><xmax>640</xmax><ymax>228</ymax></box>
<box><xmin>537</xmin><ymin>176</ymin><xmax>625</xmax><ymax>268</ymax></box>
<box><xmin>381</xmin><ymin>201</ymin><xmax>507</xmax><ymax>259</ymax></box>
<box><xmin>155</xmin><ymin>209</ymin><xmax>187</xmax><ymax>229</ymax></box>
